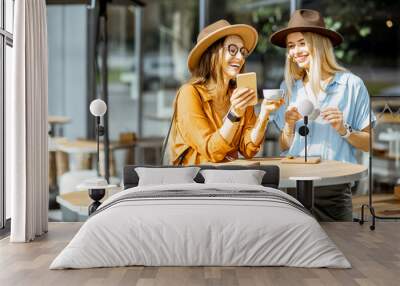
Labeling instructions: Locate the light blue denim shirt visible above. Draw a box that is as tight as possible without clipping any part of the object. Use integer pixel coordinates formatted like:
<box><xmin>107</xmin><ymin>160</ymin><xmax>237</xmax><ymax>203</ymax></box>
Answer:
<box><xmin>273</xmin><ymin>71</ymin><xmax>376</xmax><ymax>164</ymax></box>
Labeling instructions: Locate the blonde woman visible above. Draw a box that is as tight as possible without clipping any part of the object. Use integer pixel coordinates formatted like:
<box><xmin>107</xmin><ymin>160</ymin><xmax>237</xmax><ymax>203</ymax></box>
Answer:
<box><xmin>270</xmin><ymin>9</ymin><xmax>376</xmax><ymax>221</ymax></box>
<box><xmin>168</xmin><ymin>20</ymin><xmax>283</xmax><ymax>165</ymax></box>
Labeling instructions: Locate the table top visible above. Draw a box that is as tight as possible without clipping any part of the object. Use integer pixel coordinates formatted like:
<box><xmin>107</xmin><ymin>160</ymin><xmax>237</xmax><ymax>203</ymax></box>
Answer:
<box><xmin>53</xmin><ymin>138</ymin><xmax>163</xmax><ymax>154</ymax></box>
<box><xmin>378</xmin><ymin>113</ymin><xmax>400</xmax><ymax>124</ymax></box>
<box><xmin>56</xmin><ymin>139</ymin><xmax>135</xmax><ymax>154</ymax></box>
<box><xmin>48</xmin><ymin>115</ymin><xmax>71</xmax><ymax>124</ymax></box>
<box><xmin>216</xmin><ymin>157</ymin><xmax>368</xmax><ymax>188</ymax></box>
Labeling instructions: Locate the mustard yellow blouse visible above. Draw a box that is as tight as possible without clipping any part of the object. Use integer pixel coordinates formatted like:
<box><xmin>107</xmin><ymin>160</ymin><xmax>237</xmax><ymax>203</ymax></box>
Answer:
<box><xmin>169</xmin><ymin>83</ymin><xmax>261</xmax><ymax>165</ymax></box>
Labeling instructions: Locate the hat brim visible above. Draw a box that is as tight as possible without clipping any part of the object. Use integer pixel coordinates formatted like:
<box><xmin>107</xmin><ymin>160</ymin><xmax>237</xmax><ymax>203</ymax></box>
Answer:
<box><xmin>270</xmin><ymin>26</ymin><xmax>343</xmax><ymax>48</ymax></box>
<box><xmin>188</xmin><ymin>24</ymin><xmax>258</xmax><ymax>73</ymax></box>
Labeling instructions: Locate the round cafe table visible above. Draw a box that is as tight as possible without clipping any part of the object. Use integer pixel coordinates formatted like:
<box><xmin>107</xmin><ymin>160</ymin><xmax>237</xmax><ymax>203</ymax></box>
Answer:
<box><xmin>48</xmin><ymin>115</ymin><xmax>71</xmax><ymax>137</ymax></box>
<box><xmin>219</xmin><ymin>157</ymin><xmax>368</xmax><ymax>188</ymax></box>
<box><xmin>217</xmin><ymin>157</ymin><xmax>368</xmax><ymax>212</ymax></box>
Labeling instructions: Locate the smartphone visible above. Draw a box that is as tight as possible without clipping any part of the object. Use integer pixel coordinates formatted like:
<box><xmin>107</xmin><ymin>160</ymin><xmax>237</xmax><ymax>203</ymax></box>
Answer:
<box><xmin>236</xmin><ymin>72</ymin><xmax>258</xmax><ymax>105</ymax></box>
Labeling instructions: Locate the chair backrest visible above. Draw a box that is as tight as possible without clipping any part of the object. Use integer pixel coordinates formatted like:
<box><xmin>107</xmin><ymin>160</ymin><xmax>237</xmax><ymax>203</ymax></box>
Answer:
<box><xmin>123</xmin><ymin>164</ymin><xmax>280</xmax><ymax>189</ymax></box>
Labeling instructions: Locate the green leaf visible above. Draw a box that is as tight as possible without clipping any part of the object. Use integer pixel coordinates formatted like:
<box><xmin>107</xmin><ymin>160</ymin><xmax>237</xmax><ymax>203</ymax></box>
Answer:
<box><xmin>359</xmin><ymin>27</ymin><xmax>371</xmax><ymax>37</ymax></box>
<box><xmin>335</xmin><ymin>50</ymin><xmax>344</xmax><ymax>59</ymax></box>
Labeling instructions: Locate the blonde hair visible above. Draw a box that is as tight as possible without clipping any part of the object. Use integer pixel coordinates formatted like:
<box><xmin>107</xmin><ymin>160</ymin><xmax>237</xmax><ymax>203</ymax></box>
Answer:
<box><xmin>189</xmin><ymin>37</ymin><xmax>244</xmax><ymax>96</ymax></box>
<box><xmin>284</xmin><ymin>32</ymin><xmax>346</xmax><ymax>97</ymax></box>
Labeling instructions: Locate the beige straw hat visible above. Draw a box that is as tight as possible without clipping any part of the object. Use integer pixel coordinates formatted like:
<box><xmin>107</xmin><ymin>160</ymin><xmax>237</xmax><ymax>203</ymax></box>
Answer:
<box><xmin>187</xmin><ymin>20</ymin><xmax>258</xmax><ymax>73</ymax></box>
<box><xmin>270</xmin><ymin>9</ymin><xmax>343</xmax><ymax>48</ymax></box>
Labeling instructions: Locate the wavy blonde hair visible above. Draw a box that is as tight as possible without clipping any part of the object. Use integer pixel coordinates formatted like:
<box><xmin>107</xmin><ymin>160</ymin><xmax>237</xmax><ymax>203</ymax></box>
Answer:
<box><xmin>190</xmin><ymin>37</ymin><xmax>245</xmax><ymax>96</ymax></box>
<box><xmin>284</xmin><ymin>32</ymin><xmax>346</xmax><ymax>98</ymax></box>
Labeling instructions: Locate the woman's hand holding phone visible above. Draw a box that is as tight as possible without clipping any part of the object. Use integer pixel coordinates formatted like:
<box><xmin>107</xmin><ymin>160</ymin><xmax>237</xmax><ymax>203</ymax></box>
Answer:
<box><xmin>230</xmin><ymin>87</ymin><xmax>257</xmax><ymax>117</ymax></box>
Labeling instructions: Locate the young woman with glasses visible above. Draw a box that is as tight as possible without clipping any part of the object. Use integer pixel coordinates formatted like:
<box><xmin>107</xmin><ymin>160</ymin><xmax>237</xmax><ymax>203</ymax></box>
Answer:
<box><xmin>168</xmin><ymin>20</ymin><xmax>283</xmax><ymax>165</ymax></box>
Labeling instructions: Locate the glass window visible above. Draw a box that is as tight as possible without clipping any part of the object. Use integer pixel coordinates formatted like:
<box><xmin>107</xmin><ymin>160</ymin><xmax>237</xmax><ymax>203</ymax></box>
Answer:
<box><xmin>106</xmin><ymin>1</ymin><xmax>198</xmax><ymax>142</ymax></box>
<box><xmin>300</xmin><ymin>1</ymin><xmax>399</xmax><ymax>74</ymax></box>
<box><xmin>106</xmin><ymin>4</ymin><xmax>137</xmax><ymax>140</ymax></box>
<box><xmin>45</xmin><ymin>2</ymin><xmax>199</xmax><ymax>221</ymax></box>
<box><xmin>47</xmin><ymin>5</ymin><xmax>87</xmax><ymax>140</ymax></box>
<box><xmin>46</xmin><ymin>5</ymin><xmax>89</xmax><ymax>221</ymax></box>
<box><xmin>142</xmin><ymin>0</ymin><xmax>197</xmax><ymax>134</ymax></box>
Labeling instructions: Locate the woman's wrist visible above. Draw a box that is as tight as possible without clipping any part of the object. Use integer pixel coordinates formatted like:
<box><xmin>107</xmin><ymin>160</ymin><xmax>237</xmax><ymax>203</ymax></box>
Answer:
<box><xmin>230</xmin><ymin>107</ymin><xmax>244</xmax><ymax>118</ymax></box>
<box><xmin>226</xmin><ymin>110</ymin><xmax>241</xmax><ymax>123</ymax></box>
<box><xmin>259</xmin><ymin>108</ymin><xmax>270</xmax><ymax>122</ymax></box>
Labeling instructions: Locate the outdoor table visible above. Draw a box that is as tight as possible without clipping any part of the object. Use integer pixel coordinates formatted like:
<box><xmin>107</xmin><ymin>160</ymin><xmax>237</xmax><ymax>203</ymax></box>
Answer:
<box><xmin>216</xmin><ymin>157</ymin><xmax>368</xmax><ymax>212</ymax></box>
<box><xmin>48</xmin><ymin>115</ymin><xmax>71</xmax><ymax>137</ymax></box>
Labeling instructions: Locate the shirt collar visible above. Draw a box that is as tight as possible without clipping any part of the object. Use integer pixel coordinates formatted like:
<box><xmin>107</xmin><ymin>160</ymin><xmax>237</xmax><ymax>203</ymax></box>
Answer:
<box><xmin>327</xmin><ymin>72</ymin><xmax>347</xmax><ymax>87</ymax></box>
<box><xmin>194</xmin><ymin>84</ymin><xmax>213</xmax><ymax>102</ymax></box>
<box><xmin>294</xmin><ymin>71</ymin><xmax>347</xmax><ymax>89</ymax></box>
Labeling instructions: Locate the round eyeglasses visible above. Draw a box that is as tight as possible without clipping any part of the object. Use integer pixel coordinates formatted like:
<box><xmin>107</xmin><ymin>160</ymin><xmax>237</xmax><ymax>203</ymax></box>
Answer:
<box><xmin>224</xmin><ymin>44</ymin><xmax>249</xmax><ymax>58</ymax></box>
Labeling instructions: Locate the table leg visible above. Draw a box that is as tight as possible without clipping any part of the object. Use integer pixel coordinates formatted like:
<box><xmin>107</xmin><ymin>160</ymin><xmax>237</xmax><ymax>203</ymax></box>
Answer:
<box><xmin>88</xmin><ymin>188</ymin><xmax>105</xmax><ymax>215</ymax></box>
<box><xmin>49</xmin><ymin>151</ymin><xmax>57</xmax><ymax>189</ymax></box>
<box><xmin>56</xmin><ymin>151</ymin><xmax>69</xmax><ymax>177</ymax></box>
<box><xmin>296</xmin><ymin>180</ymin><xmax>314</xmax><ymax>212</ymax></box>
<box><xmin>49</xmin><ymin>123</ymin><xmax>55</xmax><ymax>137</ymax></box>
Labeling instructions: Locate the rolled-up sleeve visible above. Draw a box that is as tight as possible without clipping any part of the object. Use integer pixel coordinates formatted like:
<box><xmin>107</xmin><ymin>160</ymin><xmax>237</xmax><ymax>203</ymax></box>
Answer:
<box><xmin>351</xmin><ymin>78</ymin><xmax>377</xmax><ymax>130</ymax></box>
<box><xmin>176</xmin><ymin>85</ymin><xmax>234</xmax><ymax>162</ymax></box>
<box><xmin>239</xmin><ymin>107</ymin><xmax>261</xmax><ymax>158</ymax></box>
<box><xmin>273</xmin><ymin>104</ymin><xmax>286</xmax><ymax>131</ymax></box>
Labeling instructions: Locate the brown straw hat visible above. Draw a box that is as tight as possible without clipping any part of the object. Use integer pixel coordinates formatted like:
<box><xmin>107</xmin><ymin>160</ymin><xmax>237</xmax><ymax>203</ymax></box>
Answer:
<box><xmin>270</xmin><ymin>9</ymin><xmax>343</xmax><ymax>48</ymax></box>
<box><xmin>187</xmin><ymin>20</ymin><xmax>258</xmax><ymax>73</ymax></box>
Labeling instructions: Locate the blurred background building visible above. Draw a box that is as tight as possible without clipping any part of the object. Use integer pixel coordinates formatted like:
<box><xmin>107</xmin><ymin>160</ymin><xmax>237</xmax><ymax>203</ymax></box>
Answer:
<box><xmin>13</xmin><ymin>0</ymin><xmax>400</xmax><ymax>220</ymax></box>
<box><xmin>46</xmin><ymin>0</ymin><xmax>400</xmax><ymax>149</ymax></box>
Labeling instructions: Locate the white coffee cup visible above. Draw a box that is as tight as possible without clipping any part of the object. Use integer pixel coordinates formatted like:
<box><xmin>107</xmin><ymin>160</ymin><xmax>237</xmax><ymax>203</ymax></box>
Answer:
<box><xmin>262</xmin><ymin>89</ymin><xmax>285</xmax><ymax>100</ymax></box>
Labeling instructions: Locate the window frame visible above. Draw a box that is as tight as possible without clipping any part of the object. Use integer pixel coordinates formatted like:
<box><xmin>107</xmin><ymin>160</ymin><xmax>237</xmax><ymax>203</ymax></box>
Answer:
<box><xmin>1</xmin><ymin>0</ymin><xmax>13</xmax><ymax>231</ymax></box>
